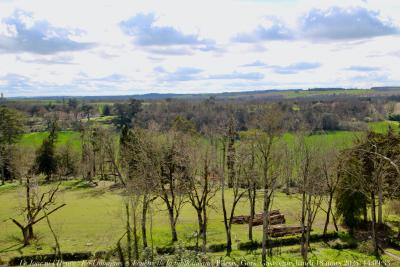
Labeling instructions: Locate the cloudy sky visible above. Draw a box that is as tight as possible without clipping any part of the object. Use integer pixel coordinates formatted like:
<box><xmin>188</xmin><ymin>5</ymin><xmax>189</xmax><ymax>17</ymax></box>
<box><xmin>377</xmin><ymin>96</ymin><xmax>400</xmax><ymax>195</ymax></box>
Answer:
<box><xmin>0</xmin><ymin>0</ymin><xmax>399</xmax><ymax>96</ymax></box>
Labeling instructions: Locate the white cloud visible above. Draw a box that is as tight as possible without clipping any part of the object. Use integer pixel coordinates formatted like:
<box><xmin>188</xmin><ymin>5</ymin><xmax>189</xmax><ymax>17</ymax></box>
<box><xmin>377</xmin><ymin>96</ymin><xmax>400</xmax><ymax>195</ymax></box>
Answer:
<box><xmin>0</xmin><ymin>0</ymin><xmax>399</xmax><ymax>96</ymax></box>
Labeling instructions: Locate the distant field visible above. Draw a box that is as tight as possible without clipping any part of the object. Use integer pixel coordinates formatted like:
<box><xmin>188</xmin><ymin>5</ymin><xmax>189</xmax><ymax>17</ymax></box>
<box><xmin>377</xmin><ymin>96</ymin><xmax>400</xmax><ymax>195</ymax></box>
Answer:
<box><xmin>369</xmin><ymin>120</ymin><xmax>400</xmax><ymax>133</ymax></box>
<box><xmin>17</xmin><ymin>121</ymin><xmax>399</xmax><ymax>153</ymax></box>
<box><xmin>19</xmin><ymin>131</ymin><xmax>81</xmax><ymax>151</ymax></box>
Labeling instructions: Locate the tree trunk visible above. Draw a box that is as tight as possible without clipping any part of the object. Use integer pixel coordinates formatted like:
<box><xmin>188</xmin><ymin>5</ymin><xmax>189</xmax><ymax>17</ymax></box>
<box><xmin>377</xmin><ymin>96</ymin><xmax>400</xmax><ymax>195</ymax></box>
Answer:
<box><xmin>227</xmin><ymin>123</ymin><xmax>235</xmax><ymax>189</ymax></box>
<box><xmin>222</xmin><ymin>191</ymin><xmax>232</xmax><ymax>256</ymax></box>
<box><xmin>131</xmin><ymin>200</ymin><xmax>139</xmax><ymax>261</ymax></box>
<box><xmin>28</xmin><ymin>225</ymin><xmax>34</xmax><ymax>241</ymax></box>
<box><xmin>26</xmin><ymin>176</ymin><xmax>34</xmax><ymax>241</ymax></box>
<box><xmin>371</xmin><ymin>192</ymin><xmax>379</xmax><ymax>257</ymax></box>
<box><xmin>323</xmin><ymin>192</ymin><xmax>333</xmax><ymax>236</ymax></box>
<box><xmin>248</xmin><ymin>185</ymin><xmax>256</xmax><ymax>241</ymax></box>
<box><xmin>142</xmin><ymin>196</ymin><xmax>148</xmax><ymax>248</ymax></box>
<box><xmin>117</xmin><ymin>241</ymin><xmax>126</xmax><ymax>267</ymax></box>
<box><xmin>300</xmin><ymin>190</ymin><xmax>307</xmax><ymax>266</ymax></box>
<box><xmin>1</xmin><ymin>165</ymin><xmax>5</xmax><ymax>186</ymax></box>
<box><xmin>202</xmin><ymin>205</ymin><xmax>207</xmax><ymax>254</ymax></box>
<box><xmin>125</xmin><ymin>203</ymin><xmax>132</xmax><ymax>267</ymax></box>
<box><xmin>226</xmin><ymin>228</ymin><xmax>232</xmax><ymax>256</ymax></box>
<box><xmin>168</xmin><ymin>208</ymin><xmax>178</xmax><ymax>242</ymax></box>
<box><xmin>331</xmin><ymin>209</ymin><xmax>339</xmax><ymax>232</ymax></box>
<box><xmin>261</xmin><ymin>186</ymin><xmax>270</xmax><ymax>266</ymax></box>
<box><xmin>196</xmin><ymin>209</ymin><xmax>203</xmax><ymax>248</ymax></box>
<box><xmin>22</xmin><ymin>227</ymin><xmax>30</xmax><ymax>246</ymax></box>
<box><xmin>378</xmin><ymin>188</ymin><xmax>383</xmax><ymax>225</ymax></box>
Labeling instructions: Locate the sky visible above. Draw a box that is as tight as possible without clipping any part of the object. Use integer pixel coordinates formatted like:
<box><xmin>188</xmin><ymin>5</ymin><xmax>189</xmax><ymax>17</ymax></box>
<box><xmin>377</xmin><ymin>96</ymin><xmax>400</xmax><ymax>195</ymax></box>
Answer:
<box><xmin>0</xmin><ymin>0</ymin><xmax>399</xmax><ymax>96</ymax></box>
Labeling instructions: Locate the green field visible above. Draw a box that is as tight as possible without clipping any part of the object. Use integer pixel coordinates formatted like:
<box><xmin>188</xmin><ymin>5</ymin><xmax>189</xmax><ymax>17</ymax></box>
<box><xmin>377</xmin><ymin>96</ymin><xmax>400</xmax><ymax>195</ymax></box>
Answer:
<box><xmin>0</xmin><ymin>180</ymin><xmax>397</xmax><ymax>266</ymax></box>
<box><xmin>19</xmin><ymin>131</ymin><xmax>81</xmax><ymax>151</ymax></box>
<box><xmin>17</xmin><ymin>121</ymin><xmax>399</xmax><ymax>153</ymax></box>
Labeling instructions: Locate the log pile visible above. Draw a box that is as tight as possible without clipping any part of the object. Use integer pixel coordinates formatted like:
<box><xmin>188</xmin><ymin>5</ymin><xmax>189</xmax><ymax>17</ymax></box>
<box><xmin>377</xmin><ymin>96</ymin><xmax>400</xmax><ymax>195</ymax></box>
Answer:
<box><xmin>232</xmin><ymin>210</ymin><xmax>311</xmax><ymax>237</ymax></box>
<box><xmin>231</xmin><ymin>210</ymin><xmax>285</xmax><ymax>226</ymax></box>
<box><xmin>267</xmin><ymin>226</ymin><xmax>310</xmax><ymax>237</ymax></box>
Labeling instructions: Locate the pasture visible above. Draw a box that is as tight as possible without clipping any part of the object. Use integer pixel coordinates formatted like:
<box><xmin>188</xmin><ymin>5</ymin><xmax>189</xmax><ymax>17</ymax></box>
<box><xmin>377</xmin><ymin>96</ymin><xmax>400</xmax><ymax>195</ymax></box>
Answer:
<box><xmin>0</xmin><ymin>180</ymin><xmax>397</xmax><ymax>265</ymax></box>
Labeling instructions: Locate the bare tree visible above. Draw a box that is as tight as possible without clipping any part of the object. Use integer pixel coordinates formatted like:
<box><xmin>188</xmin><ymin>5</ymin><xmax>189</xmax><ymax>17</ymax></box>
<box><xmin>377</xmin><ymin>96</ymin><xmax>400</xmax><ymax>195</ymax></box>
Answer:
<box><xmin>220</xmin><ymin>134</ymin><xmax>247</xmax><ymax>256</ymax></box>
<box><xmin>11</xmin><ymin>176</ymin><xmax>65</xmax><ymax>246</ymax></box>
<box><xmin>157</xmin><ymin>131</ymin><xmax>190</xmax><ymax>242</ymax></box>
<box><xmin>252</xmin><ymin>106</ymin><xmax>285</xmax><ymax>266</ymax></box>
<box><xmin>319</xmin><ymin>142</ymin><xmax>340</xmax><ymax>235</ymax></box>
<box><xmin>186</xmin><ymin>142</ymin><xmax>219</xmax><ymax>253</ymax></box>
<box><xmin>296</xmin><ymin>138</ymin><xmax>324</xmax><ymax>266</ymax></box>
<box><xmin>239</xmin><ymin>135</ymin><xmax>259</xmax><ymax>241</ymax></box>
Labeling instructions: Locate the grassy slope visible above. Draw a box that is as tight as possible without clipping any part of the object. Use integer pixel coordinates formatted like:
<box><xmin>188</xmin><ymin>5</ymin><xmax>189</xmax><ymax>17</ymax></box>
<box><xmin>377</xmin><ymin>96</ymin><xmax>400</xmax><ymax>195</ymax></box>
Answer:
<box><xmin>0</xmin><ymin>181</ymin><xmax>397</xmax><ymax>265</ymax></box>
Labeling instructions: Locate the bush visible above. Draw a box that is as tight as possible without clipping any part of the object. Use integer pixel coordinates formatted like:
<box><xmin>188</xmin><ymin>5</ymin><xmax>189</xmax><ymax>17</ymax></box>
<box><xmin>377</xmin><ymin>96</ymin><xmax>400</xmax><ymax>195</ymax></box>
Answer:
<box><xmin>388</xmin><ymin>114</ymin><xmax>400</xmax><ymax>122</ymax></box>
<box><xmin>388</xmin><ymin>237</ymin><xmax>400</xmax><ymax>250</ymax></box>
<box><xmin>237</xmin><ymin>241</ymin><xmax>260</xmax><ymax>251</ymax></box>
<box><xmin>238</xmin><ymin>232</ymin><xmax>339</xmax><ymax>251</ymax></box>
<box><xmin>155</xmin><ymin>244</ymin><xmax>203</xmax><ymax>255</ymax></box>
<box><xmin>9</xmin><ymin>252</ymin><xmax>92</xmax><ymax>266</ymax></box>
<box><xmin>358</xmin><ymin>240</ymin><xmax>375</xmax><ymax>255</ymax></box>
<box><xmin>329</xmin><ymin>239</ymin><xmax>358</xmax><ymax>250</ymax></box>
<box><xmin>207</xmin><ymin>243</ymin><xmax>227</xmax><ymax>252</ymax></box>
<box><xmin>156</xmin><ymin>246</ymin><xmax>175</xmax><ymax>255</ymax></box>
<box><xmin>153</xmin><ymin>246</ymin><xmax>211</xmax><ymax>266</ymax></box>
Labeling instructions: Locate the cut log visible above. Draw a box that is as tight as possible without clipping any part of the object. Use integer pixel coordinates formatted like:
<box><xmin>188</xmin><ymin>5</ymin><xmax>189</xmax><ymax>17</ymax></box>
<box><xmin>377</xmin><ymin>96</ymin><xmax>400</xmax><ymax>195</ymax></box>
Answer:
<box><xmin>231</xmin><ymin>210</ymin><xmax>285</xmax><ymax>226</ymax></box>
<box><xmin>267</xmin><ymin>226</ymin><xmax>311</xmax><ymax>237</ymax></box>
<box><xmin>252</xmin><ymin>214</ymin><xmax>285</xmax><ymax>226</ymax></box>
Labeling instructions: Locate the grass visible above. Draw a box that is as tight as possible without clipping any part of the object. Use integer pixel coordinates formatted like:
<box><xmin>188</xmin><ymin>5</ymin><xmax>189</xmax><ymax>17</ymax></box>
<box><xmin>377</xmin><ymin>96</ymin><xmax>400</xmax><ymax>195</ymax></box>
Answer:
<box><xmin>0</xmin><ymin>180</ymin><xmax>399</xmax><ymax>265</ymax></box>
<box><xmin>19</xmin><ymin>131</ymin><xmax>81</xmax><ymax>151</ymax></box>
<box><xmin>17</xmin><ymin>120</ymin><xmax>397</xmax><ymax>153</ymax></box>
<box><xmin>369</xmin><ymin>121</ymin><xmax>400</xmax><ymax>133</ymax></box>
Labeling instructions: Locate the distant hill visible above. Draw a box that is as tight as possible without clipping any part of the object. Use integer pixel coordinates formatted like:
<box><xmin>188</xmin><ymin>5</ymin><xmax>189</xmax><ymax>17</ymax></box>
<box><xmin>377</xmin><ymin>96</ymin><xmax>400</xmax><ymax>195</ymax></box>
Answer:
<box><xmin>371</xmin><ymin>86</ymin><xmax>400</xmax><ymax>91</ymax></box>
<box><xmin>7</xmin><ymin>89</ymin><xmax>302</xmax><ymax>101</ymax></box>
<box><xmin>308</xmin><ymin>88</ymin><xmax>346</xmax><ymax>91</ymax></box>
<box><xmin>6</xmin><ymin>87</ymin><xmax>391</xmax><ymax>102</ymax></box>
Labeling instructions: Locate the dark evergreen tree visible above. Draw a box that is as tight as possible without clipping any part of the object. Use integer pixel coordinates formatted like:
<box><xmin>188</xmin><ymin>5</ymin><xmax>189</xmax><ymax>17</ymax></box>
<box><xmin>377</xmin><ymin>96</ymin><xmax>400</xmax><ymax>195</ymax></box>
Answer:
<box><xmin>34</xmin><ymin>119</ymin><xmax>59</xmax><ymax>182</ymax></box>
<box><xmin>112</xmin><ymin>99</ymin><xmax>142</xmax><ymax>129</ymax></box>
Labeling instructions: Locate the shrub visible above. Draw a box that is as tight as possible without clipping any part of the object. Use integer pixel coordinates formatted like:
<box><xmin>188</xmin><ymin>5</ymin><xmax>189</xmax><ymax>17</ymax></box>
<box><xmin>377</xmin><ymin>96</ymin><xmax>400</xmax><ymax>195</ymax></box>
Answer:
<box><xmin>357</xmin><ymin>240</ymin><xmax>375</xmax><ymax>255</ymax></box>
<box><xmin>329</xmin><ymin>239</ymin><xmax>357</xmax><ymax>250</ymax></box>
<box><xmin>237</xmin><ymin>241</ymin><xmax>260</xmax><ymax>251</ymax></box>
<box><xmin>388</xmin><ymin>114</ymin><xmax>400</xmax><ymax>122</ymax></box>
<box><xmin>153</xmin><ymin>246</ymin><xmax>211</xmax><ymax>266</ymax></box>
<box><xmin>207</xmin><ymin>243</ymin><xmax>227</xmax><ymax>252</ymax></box>
<box><xmin>9</xmin><ymin>252</ymin><xmax>92</xmax><ymax>266</ymax></box>
<box><xmin>156</xmin><ymin>246</ymin><xmax>175</xmax><ymax>255</ymax></box>
<box><xmin>388</xmin><ymin>238</ymin><xmax>400</xmax><ymax>250</ymax></box>
<box><xmin>237</xmin><ymin>232</ymin><xmax>339</xmax><ymax>251</ymax></box>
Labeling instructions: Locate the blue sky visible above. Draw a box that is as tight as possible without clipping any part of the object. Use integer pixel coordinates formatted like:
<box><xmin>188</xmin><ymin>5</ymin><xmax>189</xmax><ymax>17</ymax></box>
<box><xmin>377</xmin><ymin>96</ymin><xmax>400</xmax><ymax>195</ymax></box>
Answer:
<box><xmin>0</xmin><ymin>0</ymin><xmax>399</xmax><ymax>96</ymax></box>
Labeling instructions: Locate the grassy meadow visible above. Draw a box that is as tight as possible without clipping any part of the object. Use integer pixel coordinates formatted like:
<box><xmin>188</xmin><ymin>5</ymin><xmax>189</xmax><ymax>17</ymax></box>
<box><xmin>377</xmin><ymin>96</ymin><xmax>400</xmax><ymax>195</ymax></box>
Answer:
<box><xmin>0</xmin><ymin>180</ymin><xmax>397</xmax><ymax>266</ymax></box>
<box><xmin>19</xmin><ymin>131</ymin><xmax>81</xmax><ymax>151</ymax></box>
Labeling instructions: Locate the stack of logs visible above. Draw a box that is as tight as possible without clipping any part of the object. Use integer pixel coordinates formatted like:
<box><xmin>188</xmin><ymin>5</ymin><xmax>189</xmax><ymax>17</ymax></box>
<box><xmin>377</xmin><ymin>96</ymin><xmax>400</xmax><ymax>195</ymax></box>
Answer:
<box><xmin>231</xmin><ymin>210</ymin><xmax>285</xmax><ymax>226</ymax></box>
<box><xmin>267</xmin><ymin>226</ymin><xmax>308</xmax><ymax>237</ymax></box>
<box><xmin>232</xmin><ymin>210</ymin><xmax>309</xmax><ymax>237</ymax></box>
